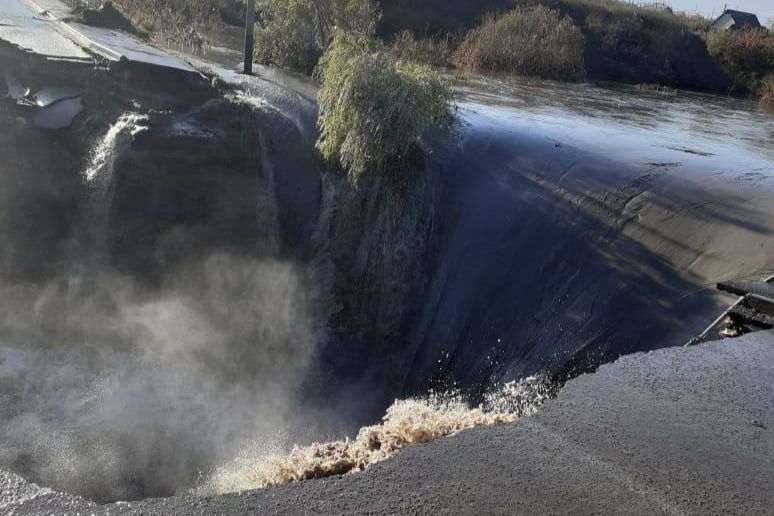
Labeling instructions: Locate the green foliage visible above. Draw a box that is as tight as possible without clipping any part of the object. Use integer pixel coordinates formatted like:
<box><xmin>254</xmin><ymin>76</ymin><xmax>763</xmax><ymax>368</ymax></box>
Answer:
<box><xmin>254</xmin><ymin>0</ymin><xmax>380</xmax><ymax>74</ymax></box>
<box><xmin>454</xmin><ymin>6</ymin><xmax>585</xmax><ymax>82</ymax></box>
<box><xmin>704</xmin><ymin>28</ymin><xmax>774</xmax><ymax>97</ymax></box>
<box><xmin>316</xmin><ymin>32</ymin><xmax>454</xmax><ymax>179</ymax></box>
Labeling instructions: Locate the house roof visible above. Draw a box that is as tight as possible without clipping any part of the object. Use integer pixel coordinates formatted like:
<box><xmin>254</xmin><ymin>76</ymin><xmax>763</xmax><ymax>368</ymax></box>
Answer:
<box><xmin>711</xmin><ymin>9</ymin><xmax>762</xmax><ymax>30</ymax></box>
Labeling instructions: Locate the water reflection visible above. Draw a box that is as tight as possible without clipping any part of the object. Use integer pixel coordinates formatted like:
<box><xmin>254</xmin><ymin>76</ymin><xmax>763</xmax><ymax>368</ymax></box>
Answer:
<box><xmin>165</xmin><ymin>26</ymin><xmax>773</xmax><ymax>176</ymax></box>
<box><xmin>455</xmin><ymin>74</ymin><xmax>774</xmax><ymax>165</ymax></box>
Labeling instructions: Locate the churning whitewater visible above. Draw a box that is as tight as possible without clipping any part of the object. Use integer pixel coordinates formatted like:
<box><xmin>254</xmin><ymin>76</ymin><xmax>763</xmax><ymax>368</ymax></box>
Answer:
<box><xmin>200</xmin><ymin>375</ymin><xmax>555</xmax><ymax>495</ymax></box>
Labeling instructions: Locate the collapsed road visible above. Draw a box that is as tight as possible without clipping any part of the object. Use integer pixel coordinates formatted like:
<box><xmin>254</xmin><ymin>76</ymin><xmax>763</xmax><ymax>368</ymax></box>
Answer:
<box><xmin>1</xmin><ymin>0</ymin><xmax>773</xmax><ymax>514</ymax></box>
<box><xmin>0</xmin><ymin>0</ymin><xmax>197</xmax><ymax>71</ymax></box>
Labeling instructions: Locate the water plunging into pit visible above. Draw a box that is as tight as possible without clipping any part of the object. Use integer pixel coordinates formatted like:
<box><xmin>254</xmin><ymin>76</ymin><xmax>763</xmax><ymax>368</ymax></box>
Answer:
<box><xmin>0</xmin><ymin>69</ymin><xmax>772</xmax><ymax>504</ymax></box>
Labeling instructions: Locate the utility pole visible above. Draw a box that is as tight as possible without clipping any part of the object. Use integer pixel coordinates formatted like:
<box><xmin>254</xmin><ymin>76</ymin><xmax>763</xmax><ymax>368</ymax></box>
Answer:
<box><xmin>244</xmin><ymin>0</ymin><xmax>256</xmax><ymax>75</ymax></box>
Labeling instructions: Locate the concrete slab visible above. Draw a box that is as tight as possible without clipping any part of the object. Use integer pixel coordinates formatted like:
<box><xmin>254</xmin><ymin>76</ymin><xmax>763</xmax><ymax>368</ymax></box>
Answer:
<box><xmin>16</xmin><ymin>0</ymin><xmax>72</xmax><ymax>19</ymax></box>
<box><xmin>0</xmin><ymin>0</ymin><xmax>90</xmax><ymax>61</ymax></box>
<box><xmin>69</xmin><ymin>22</ymin><xmax>196</xmax><ymax>72</ymax></box>
<box><xmin>125</xmin><ymin>330</ymin><xmax>774</xmax><ymax>515</ymax></box>
<box><xmin>1</xmin><ymin>0</ymin><xmax>196</xmax><ymax>73</ymax></box>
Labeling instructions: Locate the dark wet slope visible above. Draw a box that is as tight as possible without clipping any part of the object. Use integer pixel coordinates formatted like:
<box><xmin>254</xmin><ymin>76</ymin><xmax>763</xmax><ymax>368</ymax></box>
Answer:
<box><xmin>392</xmin><ymin>79</ymin><xmax>774</xmax><ymax>398</ymax></box>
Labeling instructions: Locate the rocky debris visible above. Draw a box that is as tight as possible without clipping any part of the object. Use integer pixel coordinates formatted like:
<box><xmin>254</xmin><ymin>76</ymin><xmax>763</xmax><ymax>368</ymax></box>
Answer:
<box><xmin>0</xmin><ymin>470</ymin><xmax>94</xmax><ymax>513</ymax></box>
<box><xmin>688</xmin><ymin>274</ymin><xmax>774</xmax><ymax>345</ymax></box>
<box><xmin>719</xmin><ymin>278</ymin><xmax>774</xmax><ymax>300</ymax></box>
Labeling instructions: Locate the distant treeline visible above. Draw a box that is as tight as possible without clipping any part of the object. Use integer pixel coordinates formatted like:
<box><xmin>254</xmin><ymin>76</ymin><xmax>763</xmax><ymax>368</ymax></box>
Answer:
<box><xmin>380</xmin><ymin>0</ymin><xmax>773</xmax><ymax>102</ymax></box>
<box><xmin>380</xmin><ymin>0</ymin><xmax>728</xmax><ymax>92</ymax></box>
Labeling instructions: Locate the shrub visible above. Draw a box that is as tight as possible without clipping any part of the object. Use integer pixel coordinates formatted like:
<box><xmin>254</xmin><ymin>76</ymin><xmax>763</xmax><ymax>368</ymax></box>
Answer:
<box><xmin>315</xmin><ymin>32</ymin><xmax>454</xmax><ymax>179</ymax></box>
<box><xmin>557</xmin><ymin>0</ymin><xmax>727</xmax><ymax>92</ymax></box>
<box><xmin>583</xmin><ymin>9</ymin><xmax>642</xmax><ymax>52</ymax></box>
<box><xmin>387</xmin><ymin>0</ymin><xmax>724</xmax><ymax>92</ymax></box>
<box><xmin>453</xmin><ymin>6</ymin><xmax>585</xmax><ymax>82</ymax></box>
<box><xmin>388</xmin><ymin>30</ymin><xmax>454</xmax><ymax>68</ymax></box>
<box><xmin>70</xmin><ymin>1</ymin><xmax>136</xmax><ymax>34</ymax></box>
<box><xmin>254</xmin><ymin>0</ymin><xmax>380</xmax><ymax>74</ymax></box>
<box><xmin>704</xmin><ymin>28</ymin><xmax>774</xmax><ymax>97</ymax></box>
<box><xmin>678</xmin><ymin>13</ymin><xmax>711</xmax><ymax>33</ymax></box>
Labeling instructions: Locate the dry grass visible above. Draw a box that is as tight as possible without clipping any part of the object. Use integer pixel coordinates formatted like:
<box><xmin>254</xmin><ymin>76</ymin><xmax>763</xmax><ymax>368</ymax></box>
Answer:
<box><xmin>63</xmin><ymin>0</ymin><xmax>244</xmax><ymax>47</ymax></box>
<box><xmin>539</xmin><ymin>0</ymin><xmax>728</xmax><ymax>91</ymax></box>
<box><xmin>453</xmin><ymin>5</ymin><xmax>585</xmax><ymax>82</ymax></box>
<box><xmin>677</xmin><ymin>12</ymin><xmax>711</xmax><ymax>33</ymax></box>
<box><xmin>387</xmin><ymin>30</ymin><xmax>455</xmax><ymax>68</ymax></box>
<box><xmin>704</xmin><ymin>28</ymin><xmax>774</xmax><ymax>97</ymax></box>
<box><xmin>379</xmin><ymin>0</ymin><xmax>726</xmax><ymax>91</ymax></box>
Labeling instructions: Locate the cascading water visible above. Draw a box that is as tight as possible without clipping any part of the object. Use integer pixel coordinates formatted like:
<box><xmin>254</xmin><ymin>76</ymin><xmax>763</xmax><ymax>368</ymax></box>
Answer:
<box><xmin>76</xmin><ymin>113</ymin><xmax>149</xmax><ymax>270</ymax></box>
<box><xmin>255</xmin><ymin>129</ymin><xmax>281</xmax><ymax>254</ymax></box>
<box><xmin>84</xmin><ymin>113</ymin><xmax>149</xmax><ymax>186</ymax></box>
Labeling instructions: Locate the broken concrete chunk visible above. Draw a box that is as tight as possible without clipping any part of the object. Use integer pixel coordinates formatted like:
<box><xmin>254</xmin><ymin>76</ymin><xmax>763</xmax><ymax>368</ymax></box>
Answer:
<box><xmin>33</xmin><ymin>96</ymin><xmax>83</xmax><ymax>128</ymax></box>
<box><xmin>32</xmin><ymin>85</ymin><xmax>82</xmax><ymax>107</ymax></box>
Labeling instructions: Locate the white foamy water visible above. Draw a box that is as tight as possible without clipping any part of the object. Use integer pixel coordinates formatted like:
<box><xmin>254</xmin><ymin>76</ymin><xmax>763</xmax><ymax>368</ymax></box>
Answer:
<box><xmin>200</xmin><ymin>375</ymin><xmax>554</xmax><ymax>495</ymax></box>
<box><xmin>75</xmin><ymin>112</ymin><xmax>149</xmax><ymax>269</ymax></box>
<box><xmin>229</xmin><ymin>90</ymin><xmax>309</xmax><ymax>141</ymax></box>
<box><xmin>83</xmin><ymin>113</ymin><xmax>149</xmax><ymax>185</ymax></box>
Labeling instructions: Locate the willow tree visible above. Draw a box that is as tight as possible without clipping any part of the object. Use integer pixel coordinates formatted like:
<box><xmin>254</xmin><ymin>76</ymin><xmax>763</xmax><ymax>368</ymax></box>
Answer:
<box><xmin>315</xmin><ymin>32</ymin><xmax>454</xmax><ymax>179</ymax></box>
